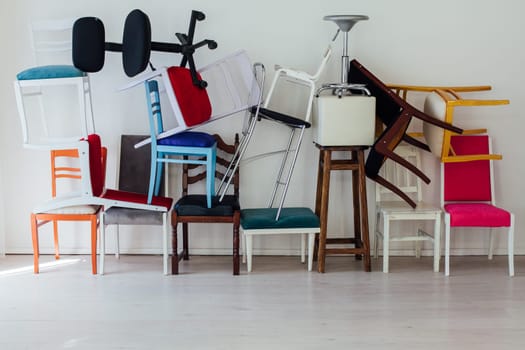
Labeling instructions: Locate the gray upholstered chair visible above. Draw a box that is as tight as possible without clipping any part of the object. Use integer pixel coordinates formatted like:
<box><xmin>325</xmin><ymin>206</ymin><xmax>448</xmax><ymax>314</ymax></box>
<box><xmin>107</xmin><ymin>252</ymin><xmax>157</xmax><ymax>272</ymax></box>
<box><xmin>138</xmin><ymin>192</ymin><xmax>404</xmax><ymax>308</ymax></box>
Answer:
<box><xmin>99</xmin><ymin>135</ymin><xmax>171</xmax><ymax>275</ymax></box>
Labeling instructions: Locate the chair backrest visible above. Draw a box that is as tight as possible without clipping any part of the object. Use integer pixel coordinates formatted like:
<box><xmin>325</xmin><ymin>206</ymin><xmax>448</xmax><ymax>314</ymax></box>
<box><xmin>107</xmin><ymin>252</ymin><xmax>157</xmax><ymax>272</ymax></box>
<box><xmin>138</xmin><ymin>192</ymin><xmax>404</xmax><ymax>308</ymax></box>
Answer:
<box><xmin>423</xmin><ymin>90</ymin><xmax>449</xmax><ymax>159</ymax></box>
<box><xmin>198</xmin><ymin>50</ymin><xmax>262</xmax><ymax>122</ymax></box>
<box><xmin>117</xmin><ymin>135</ymin><xmax>157</xmax><ymax>195</ymax></box>
<box><xmin>51</xmin><ymin>143</ymin><xmax>106</xmax><ymax>198</ymax></box>
<box><xmin>182</xmin><ymin>133</ymin><xmax>239</xmax><ymax>196</ymax></box>
<box><xmin>30</xmin><ymin>18</ymin><xmax>76</xmax><ymax>65</ymax></box>
<box><xmin>50</xmin><ymin>149</ymin><xmax>80</xmax><ymax>197</ymax></box>
<box><xmin>375</xmin><ymin>145</ymin><xmax>423</xmax><ymax>204</ymax></box>
<box><xmin>441</xmin><ymin>135</ymin><xmax>494</xmax><ymax>205</ymax></box>
<box><xmin>423</xmin><ymin>89</ymin><xmax>503</xmax><ymax>163</ymax></box>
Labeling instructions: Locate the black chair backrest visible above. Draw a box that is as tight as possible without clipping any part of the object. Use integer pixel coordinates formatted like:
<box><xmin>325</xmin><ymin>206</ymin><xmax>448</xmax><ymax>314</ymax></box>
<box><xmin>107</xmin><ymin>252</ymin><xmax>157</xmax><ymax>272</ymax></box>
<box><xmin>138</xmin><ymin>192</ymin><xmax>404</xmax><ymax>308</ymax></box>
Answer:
<box><xmin>118</xmin><ymin>135</ymin><xmax>163</xmax><ymax>195</ymax></box>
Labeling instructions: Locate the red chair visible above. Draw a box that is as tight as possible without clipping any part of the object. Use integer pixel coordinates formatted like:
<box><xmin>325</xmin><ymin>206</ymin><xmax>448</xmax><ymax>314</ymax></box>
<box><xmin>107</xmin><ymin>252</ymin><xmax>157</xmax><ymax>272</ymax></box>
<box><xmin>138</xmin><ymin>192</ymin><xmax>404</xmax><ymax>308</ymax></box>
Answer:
<box><xmin>442</xmin><ymin>135</ymin><xmax>514</xmax><ymax>276</ymax></box>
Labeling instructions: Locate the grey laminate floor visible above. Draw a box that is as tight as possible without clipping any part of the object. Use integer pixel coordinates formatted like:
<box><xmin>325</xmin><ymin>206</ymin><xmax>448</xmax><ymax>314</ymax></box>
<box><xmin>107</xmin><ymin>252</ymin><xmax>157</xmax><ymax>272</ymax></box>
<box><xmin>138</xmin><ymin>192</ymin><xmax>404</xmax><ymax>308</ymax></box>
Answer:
<box><xmin>1</xmin><ymin>254</ymin><xmax>524</xmax><ymax>349</ymax></box>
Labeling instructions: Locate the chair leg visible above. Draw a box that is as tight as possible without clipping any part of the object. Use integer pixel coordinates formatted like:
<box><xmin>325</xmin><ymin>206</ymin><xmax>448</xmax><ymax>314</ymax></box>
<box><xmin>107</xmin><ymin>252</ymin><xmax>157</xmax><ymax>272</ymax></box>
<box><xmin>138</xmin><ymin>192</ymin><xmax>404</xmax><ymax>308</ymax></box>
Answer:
<box><xmin>99</xmin><ymin>214</ymin><xmax>106</xmax><ymax>275</ymax></box>
<box><xmin>182</xmin><ymin>223</ymin><xmax>189</xmax><ymax>260</ymax></box>
<box><xmin>508</xmin><ymin>215</ymin><xmax>515</xmax><ymax>277</ymax></box>
<box><xmin>171</xmin><ymin>218</ymin><xmax>179</xmax><ymax>275</ymax></box>
<box><xmin>488</xmin><ymin>228</ymin><xmax>495</xmax><ymax>260</ymax></box>
<box><xmin>162</xmin><ymin>213</ymin><xmax>168</xmax><ymax>276</ymax></box>
<box><xmin>307</xmin><ymin>233</ymin><xmax>315</xmax><ymax>272</ymax></box>
<box><xmin>52</xmin><ymin>219</ymin><xmax>60</xmax><ymax>260</ymax></box>
<box><xmin>241</xmin><ymin>228</ymin><xmax>246</xmax><ymax>264</ymax></box>
<box><xmin>115</xmin><ymin>225</ymin><xmax>120</xmax><ymax>259</ymax></box>
<box><xmin>246</xmin><ymin>234</ymin><xmax>253</xmax><ymax>272</ymax></box>
<box><xmin>31</xmin><ymin>214</ymin><xmax>39</xmax><ymax>274</ymax></box>
<box><xmin>373</xmin><ymin>212</ymin><xmax>381</xmax><ymax>259</ymax></box>
<box><xmin>445</xmin><ymin>215</ymin><xmax>451</xmax><ymax>276</ymax></box>
<box><xmin>300</xmin><ymin>234</ymin><xmax>306</xmax><ymax>263</ymax></box>
<box><xmin>433</xmin><ymin>213</ymin><xmax>441</xmax><ymax>273</ymax></box>
<box><xmin>147</xmin><ymin>148</ymin><xmax>158</xmax><ymax>204</ymax></box>
<box><xmin>233</xmin><ymin>212</ymin><xmax>240</xmax><ymax>276</ymax></box>
<box><xmin>382</xmin><ymin>214</ymin><xmax>390</xmax><ymax>273</ymax></box>
<box><xmin>206</xmin><ymin>145</ymin><xmax>217</xmax><ymax>208</ymax></box>
<box><xmin>90</xmin><ymin>215</ymin><xmax>97</xmax><ymax>275</ymax></box>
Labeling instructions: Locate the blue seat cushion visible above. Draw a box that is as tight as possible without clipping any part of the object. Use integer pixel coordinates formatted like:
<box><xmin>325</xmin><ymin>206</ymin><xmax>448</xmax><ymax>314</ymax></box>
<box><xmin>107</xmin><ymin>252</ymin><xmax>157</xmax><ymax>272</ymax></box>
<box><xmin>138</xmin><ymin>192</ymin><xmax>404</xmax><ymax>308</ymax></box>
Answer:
<box><xmin>241</xmin><ymin>207</ymin><xmax>320</xmax><ymax>229</ymax></box>
<box><xmin>158</xmin><ymin>131</ymin><xmax>216</xmax><ymax>147</ymax></box>
<box><xmin>175</xmin><ymin>195</ymin><xmax>240</xmax><ymax>216</ymax></box>
<box><xmin>17</xmin><ymin>65</ymin><xmax>86</xmax><ymax>80</ymax></box>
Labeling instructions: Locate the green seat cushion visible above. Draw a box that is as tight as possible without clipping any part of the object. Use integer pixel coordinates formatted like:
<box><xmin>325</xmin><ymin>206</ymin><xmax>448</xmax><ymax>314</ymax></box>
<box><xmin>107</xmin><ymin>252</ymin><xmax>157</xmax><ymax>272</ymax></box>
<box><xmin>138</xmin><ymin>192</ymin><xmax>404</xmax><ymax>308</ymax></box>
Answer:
<box><xmin>241</xmin><ymin>207</ymin><xmax>319</xmax><ymax>229</ymax></box>
<box><xmin>17</xmin><ymin>65</ymin><xmax>86</xmax><ymax>80</ymax></box>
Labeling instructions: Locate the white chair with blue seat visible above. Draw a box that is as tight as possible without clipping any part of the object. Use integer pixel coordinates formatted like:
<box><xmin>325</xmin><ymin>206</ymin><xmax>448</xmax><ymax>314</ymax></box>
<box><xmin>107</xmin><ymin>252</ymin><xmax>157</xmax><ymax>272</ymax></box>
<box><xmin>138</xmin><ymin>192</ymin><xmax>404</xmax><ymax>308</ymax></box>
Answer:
<box><xmin>14</xmin><ymin>18</ymin><xmax>95</xmax><ymax>148</ymax></box>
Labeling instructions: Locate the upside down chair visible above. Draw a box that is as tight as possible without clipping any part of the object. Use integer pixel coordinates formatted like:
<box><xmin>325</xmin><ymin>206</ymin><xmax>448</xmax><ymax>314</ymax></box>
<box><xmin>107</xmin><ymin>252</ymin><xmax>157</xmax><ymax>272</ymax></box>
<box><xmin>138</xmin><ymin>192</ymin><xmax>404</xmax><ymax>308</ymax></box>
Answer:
<box><xmin>348</xmin><ymin>59</ymin><xmax>464</xmax><ymax>208</ymax></box>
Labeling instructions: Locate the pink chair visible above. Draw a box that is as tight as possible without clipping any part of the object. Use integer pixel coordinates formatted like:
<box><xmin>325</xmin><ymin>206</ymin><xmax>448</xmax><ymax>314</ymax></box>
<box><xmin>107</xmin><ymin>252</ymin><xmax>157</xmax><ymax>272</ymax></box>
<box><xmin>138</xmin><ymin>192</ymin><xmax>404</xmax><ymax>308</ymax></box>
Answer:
<box><xmin>442</xmin><ymin>135</ymin><xmax>514</xmax><ymax>276</ymax></box>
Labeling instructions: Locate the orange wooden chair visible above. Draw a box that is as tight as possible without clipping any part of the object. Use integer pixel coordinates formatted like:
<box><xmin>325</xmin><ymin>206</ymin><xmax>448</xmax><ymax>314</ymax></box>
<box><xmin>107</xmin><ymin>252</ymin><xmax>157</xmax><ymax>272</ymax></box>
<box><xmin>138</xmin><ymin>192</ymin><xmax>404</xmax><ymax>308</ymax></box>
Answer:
<box><xmin>31</xmin><ymin>147</ymin><xmax>106</xmax><ymax>274</ymax></box>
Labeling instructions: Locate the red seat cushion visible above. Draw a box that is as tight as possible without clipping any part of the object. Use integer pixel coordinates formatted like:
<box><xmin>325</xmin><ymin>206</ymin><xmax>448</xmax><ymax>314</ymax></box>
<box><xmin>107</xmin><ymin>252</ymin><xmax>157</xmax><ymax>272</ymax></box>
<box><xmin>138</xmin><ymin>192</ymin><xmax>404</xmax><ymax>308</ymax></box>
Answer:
<box><xmin>102</xmin><ymin>189</ymin><xmax>173</xmax><ymax>210</ymax></box>
<box><xmin>445</xmin><ymin>203</ymin><xmax>511</xmax><ymax>227</ymax></box>
<box><xmin>167</xmin><ymin>66</ymin><xmax>211</xmax><ymax>127</ymax></box>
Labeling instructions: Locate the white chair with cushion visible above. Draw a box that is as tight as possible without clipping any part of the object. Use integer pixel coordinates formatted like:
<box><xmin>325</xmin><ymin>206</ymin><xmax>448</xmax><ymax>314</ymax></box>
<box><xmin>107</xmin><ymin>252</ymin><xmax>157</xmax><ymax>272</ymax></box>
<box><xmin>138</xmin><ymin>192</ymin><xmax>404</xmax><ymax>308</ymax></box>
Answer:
<box><xmin>14</xmin><ymin>18</ymin><xmax>95</xmax><ymax>148</ymax></box>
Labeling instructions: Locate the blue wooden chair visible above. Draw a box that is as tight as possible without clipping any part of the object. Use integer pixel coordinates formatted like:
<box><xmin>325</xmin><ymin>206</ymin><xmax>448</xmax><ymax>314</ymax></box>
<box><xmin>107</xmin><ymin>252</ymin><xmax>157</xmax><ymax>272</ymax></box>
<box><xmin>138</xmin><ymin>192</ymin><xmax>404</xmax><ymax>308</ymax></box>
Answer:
<box><xmin>144</xmin><ymin>80</ymin><xmax>216</xmax><ymax>208</ymax></box>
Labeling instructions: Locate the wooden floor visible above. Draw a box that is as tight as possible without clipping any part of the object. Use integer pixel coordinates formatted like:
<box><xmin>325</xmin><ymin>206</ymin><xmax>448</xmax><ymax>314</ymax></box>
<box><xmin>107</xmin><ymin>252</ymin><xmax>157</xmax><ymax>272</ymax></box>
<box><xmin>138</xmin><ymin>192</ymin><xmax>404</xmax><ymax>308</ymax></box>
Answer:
<box><xmin>1</xmin><ymin>254</ymin><xmax>524</xmax><ymax>349</ymax></box>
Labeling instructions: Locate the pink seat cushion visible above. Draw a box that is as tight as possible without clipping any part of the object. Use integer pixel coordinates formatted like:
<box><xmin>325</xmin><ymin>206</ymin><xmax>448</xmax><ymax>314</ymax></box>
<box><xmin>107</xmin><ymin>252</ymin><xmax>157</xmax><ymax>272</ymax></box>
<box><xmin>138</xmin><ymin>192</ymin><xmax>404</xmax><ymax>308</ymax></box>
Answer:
<box><xmin>445</xmin><ymin>203</ymin><xmax>511</xmax><ymax>227</ymax></box>
<box><xmin>102</xmin><ymin>189</ymin><xmax>173</xmax><ymax>210</ymax></box>
<box><xmin>167</xmin><ymin>66</ymin><xmax>211</xmax><ymax>127</ymax></box>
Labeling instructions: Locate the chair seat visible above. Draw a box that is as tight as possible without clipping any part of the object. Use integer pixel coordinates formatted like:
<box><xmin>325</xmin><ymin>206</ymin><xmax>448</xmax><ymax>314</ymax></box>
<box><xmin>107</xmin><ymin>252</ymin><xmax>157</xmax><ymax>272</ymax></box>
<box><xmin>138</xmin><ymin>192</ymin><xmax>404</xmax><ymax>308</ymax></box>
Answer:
<box><xmin>103</xmin><ymin>207</ymin><xmax>164</xmax><ymax>225</ymax></box>
<box><xmin>241</xmin><ymin>207</ymin><xmax>319</xmax><ymax>230</ymax></box>
<box><xmin>17</xmin><ymin>65</ymin><xmax>86</xmax><ymax>80</ymax></box>
<box><xmin>45</xmin><ymin>204</ymin><xmax>100</xmax><ymax>215</ymax></box>
<box><xmin>445</xmin><ymin>203</ymin><xmax>511</xmax><ymax>227</ymax></box>
<box><xmin>158</xmin><ymin>131</ymin><xmax>216</xmax><ymax>147</ymax></box>
<box><xmin>251</xmin><ymin>107</ymin><xmax>311</xmax><ymax>128</ymax></box>
<box><xmin>175</xmin><ymin>195</ymin><xmax>239</xmax><ymax>216</ymax></box>
<box><xmin>102</xmin><ymin>189</ymin><xmax>173</xmax><ymax>210</ymax></box>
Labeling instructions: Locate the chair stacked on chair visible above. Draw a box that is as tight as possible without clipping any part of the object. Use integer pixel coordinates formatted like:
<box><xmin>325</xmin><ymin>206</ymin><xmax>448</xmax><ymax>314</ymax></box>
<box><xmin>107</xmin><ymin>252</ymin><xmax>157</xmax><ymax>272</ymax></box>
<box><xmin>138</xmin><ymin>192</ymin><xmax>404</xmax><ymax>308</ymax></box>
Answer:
<box><xmin>30</xmin><ymin>134</ymin><xmax>173</xmax><ymax>274</ymax></box>
<box><xmin>14</xmin><ymin>18</ymin><xmax>95</xmax><ymax>149</ymax></box>
<box><xmin>380</xmin><ymin>72</ymin><xmax>512</xmax><ymax>276</ymax></box>
<box><xmin>348</xmin><ymin>59</ymin><xmax>464</xmax><ymax>208</ymax></box>
<box><xmin>171</xmin><ymin>134</ymin><xmax>241</xmax><ymax>275</ymax></box>
<box><xmin>72</xmin><ymin>9</ymin><xmax>221</xmax><ymax>208</ymax></box>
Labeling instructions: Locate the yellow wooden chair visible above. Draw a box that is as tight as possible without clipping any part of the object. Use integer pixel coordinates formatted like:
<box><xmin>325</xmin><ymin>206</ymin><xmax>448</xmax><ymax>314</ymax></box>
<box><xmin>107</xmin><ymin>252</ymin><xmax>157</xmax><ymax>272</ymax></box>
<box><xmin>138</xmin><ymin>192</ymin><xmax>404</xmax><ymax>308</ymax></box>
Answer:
<box><xmin>387</xmin><ymin>84</ymin><xmax>509</xmax><ymax>162</ymax></box>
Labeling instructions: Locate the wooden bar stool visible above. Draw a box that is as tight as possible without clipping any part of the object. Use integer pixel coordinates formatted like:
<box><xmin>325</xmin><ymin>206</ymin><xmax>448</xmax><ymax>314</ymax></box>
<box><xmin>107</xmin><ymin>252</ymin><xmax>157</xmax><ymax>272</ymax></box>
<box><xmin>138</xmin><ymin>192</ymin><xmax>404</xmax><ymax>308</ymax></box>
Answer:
<box><xmin>314</xmin><ymin>143</ymin><xmax>371</xmax><ymax>272</ymax></box>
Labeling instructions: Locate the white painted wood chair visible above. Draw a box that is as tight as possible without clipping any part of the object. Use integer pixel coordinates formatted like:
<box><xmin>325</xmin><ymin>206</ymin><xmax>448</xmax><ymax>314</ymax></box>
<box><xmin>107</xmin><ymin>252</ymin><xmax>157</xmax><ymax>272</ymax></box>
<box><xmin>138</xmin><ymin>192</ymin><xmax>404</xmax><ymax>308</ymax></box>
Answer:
<box><xmin>14</xmin><ymin>18</ymin><xmax>95</xmax><ymax>149</ymax></box>
<box><xmin>374</xmin><ymin>145</ymin><xmax>441</xmax><ymax>273</ymax></box>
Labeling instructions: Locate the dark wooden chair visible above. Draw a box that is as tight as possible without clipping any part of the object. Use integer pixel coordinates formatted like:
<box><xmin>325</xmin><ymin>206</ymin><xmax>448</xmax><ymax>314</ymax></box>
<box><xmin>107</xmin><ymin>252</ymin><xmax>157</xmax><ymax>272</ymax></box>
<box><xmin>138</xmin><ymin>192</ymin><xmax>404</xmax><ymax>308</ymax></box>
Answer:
<box><xmin>171</xmin><ymin>133</ymin><xmax>240</xmax><ymax>275</ymax></box>
<box><xmin>348</xmin><ymin>59</ymin><xmax>463</xmax><ymax>208</ymax></box>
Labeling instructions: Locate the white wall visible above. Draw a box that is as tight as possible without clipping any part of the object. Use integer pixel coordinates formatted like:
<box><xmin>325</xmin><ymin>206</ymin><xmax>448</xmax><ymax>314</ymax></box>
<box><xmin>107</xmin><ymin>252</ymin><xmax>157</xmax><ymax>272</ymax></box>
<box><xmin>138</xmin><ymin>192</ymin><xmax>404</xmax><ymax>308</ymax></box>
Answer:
<box><xmin>1</xmin><ymin>0</ymin><xmax>523</xmax><ymax>257</ymax></box>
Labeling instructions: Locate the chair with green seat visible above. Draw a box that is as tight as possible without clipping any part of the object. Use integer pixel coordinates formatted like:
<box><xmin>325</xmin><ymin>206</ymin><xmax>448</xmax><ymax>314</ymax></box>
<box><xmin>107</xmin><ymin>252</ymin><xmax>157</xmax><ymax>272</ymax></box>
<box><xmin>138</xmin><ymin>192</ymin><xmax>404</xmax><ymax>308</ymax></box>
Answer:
<box><xmin>241</xmin><ymin>207</ymin><xmax>320</xmax><ymax>272</ymax></box>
